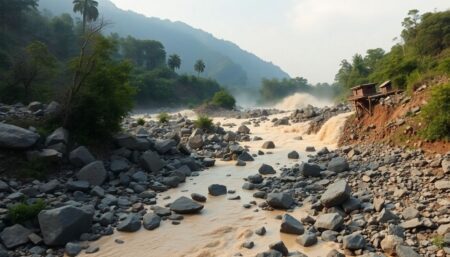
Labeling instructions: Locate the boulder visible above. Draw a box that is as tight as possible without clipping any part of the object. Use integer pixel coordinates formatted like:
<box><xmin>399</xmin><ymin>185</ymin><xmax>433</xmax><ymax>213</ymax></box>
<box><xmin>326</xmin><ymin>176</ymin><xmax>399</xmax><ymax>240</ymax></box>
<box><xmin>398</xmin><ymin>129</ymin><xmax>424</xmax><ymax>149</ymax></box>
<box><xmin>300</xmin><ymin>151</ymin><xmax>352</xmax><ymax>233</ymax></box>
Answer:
<box><xmin>0</xmin><ymin>224</ymin><xmax>31</xmax><ymax>248</ymax></box>
<box><xmin>117</xmin><ymin>214</ymin><xmax>141</xmax><ymax>232</ymax></box>
<box><xmin>269</xmin><ymin>241</ymin><xmax>288</xmax><ymax>256</ymax></box>
<box><xmin>256</xmin><ymin>250</ymin><xmax>283</xmax><ymax>257</ymax></box>
<box><xmin>0</xmin><ymin>123</ymin><xmax>39</xmax><ymax>149</ymax></box>
<box><xmin>69</xmin><ymin>146</ymin><xmax>95</xmax><ymax>167</ymax></box>
<box><xmin>154</xmin><ymin>139</ymin><xmax>177</xmax><ymax>154</ymax></box>
<box><xmin>343</xmin><ymin>233</ymin><xmax>366</xmax><ymax>250</ymax></box>
<box><xmin>327</xmin><ymin>250</ymin><xmax>345</xmax><ymax>257</ymax></box>
<box><xmin>327</xmin><ymin>157</ymin><xmax>349</xmax><ymax>172</ymax></box>
<box><xmin>259</xmin><ymin>164</ymin><xmax>276</xmax><ymax>175</ymax></box>
<box><xmin>296</xmin><ymin>231</ymin><xmax>317</xmax><ymax>246</ymax></box>
<box><xmin>115</xmin><ymin>134</ymin><xmax>150</xmax><ymax>150</ymax></box>
<box><xmin>315</xmin><ymin>213</ymin><xmax>344</xmax><ymax>231</ymax></box>
<box><xmin>300</xmin><ymin>163</ymin><xmax>321</xmax><ymax>177</ymax></box>
<box><xmin>28</xmin><ymin>101</ymin><xmax>43</xmax><ymax>112</ymax></box>
<box><xmin>208</xmin><ymin>184</ymin><xmax>227</xmax><ymax>196</ymax></box>
<box><xmin>170</xmin><ymin>196</ymin><xmax>204</xmax><ymax>214</ymax></box>
<box><xmin>320</xmin><ymin>179</ymin><xmax>351</xmax><ymax>207</ymax></box>
<box><xmin>142</xmin><ymin>213</ymin><xmax>161</xmax><ymax>230</ymax></box>
<box><xmin>76</xmin><ymin>161</ymin><xmax>107</xmax><ymax>186</ymax></box>
<box><xmin>262</xmin><ymin>141</ymin><xmax>275</xmax><ymax>149</ymax></box>
<box><xmin>288</xmin><ymin>151</ymin><xmax>299</xmax><ymax>159</ymax></box>
<box><xmin>65</xmin><ymin>242</ymin><xmax>82</xmax><ymax>257</ymax></box>
<box><xmin>188</xmin><ymin>135</ymin><xmax>203</xmax><ymax>149</ymax></box>
<box><xmin>280</xmin><ymin>214</ymin><xmax>304</xmax><ymax>235</ymax></box>
<box><xmin>435</xmin><ymin>180</ymin><xmax>450</xmax><ymax>190</ymax></box>
<box><xmin>140</xmin><ymin>151</ymin><xmax>166</xmax><ymax>172</ymax></box>
<box><xmin>45</xmin><ymin>127</ymin><xmax>69</xmax><ymax>146</ymax></box>
<box><xmin>45</xmin><ymin>101</ymin><xmax>62</xmax><ymax>116</ymax></box>
<box><xmin>381</xmin><ymin>235</ymin><xmax>403</xmax><ymax>255</ymax></box>
<box><xmin>266</xmin><ymin>192</ymin><xmax>294</xmax><ymax>209</ymax></box>
<box><xmin>378</xmin><ymin>208</ymin><xmax>400</xmax><ymax>223</ymax></box>
<box><xmin>238</xmin><ymin>151</ymin><xmax>254</xmax><ymax>161</ymax></box>
<box><xmin>26</xmin><ymin>149</ymin><xmax>62</xmax><ymax>162</ymax></box>
<box><xmin>191</xmin><ymin>193</ymin><xmax>207</xmax><ymax>202</ymax></box>
<box><xmin>237</xmin><ymin>125</ymin><xmax>250</xmax><ymax>134</ymax></box>
<box><xmin>38</xmin><ymin>206</ymin><xmax>93</xmax><ymax>246</ymax></box>
<box><xmin>395</xmin><ymin>245</ymin><xmax>421</xmax><ymax>257</ymax></box>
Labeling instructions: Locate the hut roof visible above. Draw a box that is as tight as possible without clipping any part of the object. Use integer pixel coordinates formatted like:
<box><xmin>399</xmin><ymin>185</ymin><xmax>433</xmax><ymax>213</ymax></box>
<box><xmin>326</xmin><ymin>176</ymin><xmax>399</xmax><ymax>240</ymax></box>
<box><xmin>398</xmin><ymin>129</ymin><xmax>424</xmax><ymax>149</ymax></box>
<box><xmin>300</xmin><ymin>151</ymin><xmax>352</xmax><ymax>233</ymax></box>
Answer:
<box><xmin>350</xmin><ymin>83</ymin><xmax>377</xmax><ymax>90</ymax></box>
<box><xmin>379</xmin><ymin>80</ymin><xmax>391</xmax><ymax>88</ymax></box>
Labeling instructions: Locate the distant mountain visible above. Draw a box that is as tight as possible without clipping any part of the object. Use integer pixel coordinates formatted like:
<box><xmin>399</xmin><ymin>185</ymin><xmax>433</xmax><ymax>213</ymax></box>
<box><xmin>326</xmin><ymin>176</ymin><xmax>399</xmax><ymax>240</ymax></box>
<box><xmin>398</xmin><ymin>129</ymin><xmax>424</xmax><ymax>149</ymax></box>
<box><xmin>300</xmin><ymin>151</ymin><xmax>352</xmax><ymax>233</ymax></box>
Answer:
<box><xmin>38</xmin><ymin>0</ymin><xmax>290</xmax><ymax>88</ymax></box>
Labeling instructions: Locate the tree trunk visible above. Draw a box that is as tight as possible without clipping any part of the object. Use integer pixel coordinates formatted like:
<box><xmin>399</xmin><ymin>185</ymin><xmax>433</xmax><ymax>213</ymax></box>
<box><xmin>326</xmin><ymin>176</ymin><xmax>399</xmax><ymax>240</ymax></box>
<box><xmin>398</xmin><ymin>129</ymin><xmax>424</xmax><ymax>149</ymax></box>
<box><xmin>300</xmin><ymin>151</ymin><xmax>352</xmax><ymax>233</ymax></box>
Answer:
<box><xmin>82</xmin><ymin>0</ymin><xmax>87</xmax><ymax>33</ymax></box>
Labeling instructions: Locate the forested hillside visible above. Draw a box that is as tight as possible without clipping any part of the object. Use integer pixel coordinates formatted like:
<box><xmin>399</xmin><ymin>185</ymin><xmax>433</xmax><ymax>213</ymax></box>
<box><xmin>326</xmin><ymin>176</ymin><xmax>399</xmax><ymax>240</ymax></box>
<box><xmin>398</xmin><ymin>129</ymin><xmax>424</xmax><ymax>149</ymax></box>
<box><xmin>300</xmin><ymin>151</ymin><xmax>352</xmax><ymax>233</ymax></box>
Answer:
<box><xmin>38</xmin><ymin>0</ymin><xmax>290</xmax><ymax>88</ymax></box>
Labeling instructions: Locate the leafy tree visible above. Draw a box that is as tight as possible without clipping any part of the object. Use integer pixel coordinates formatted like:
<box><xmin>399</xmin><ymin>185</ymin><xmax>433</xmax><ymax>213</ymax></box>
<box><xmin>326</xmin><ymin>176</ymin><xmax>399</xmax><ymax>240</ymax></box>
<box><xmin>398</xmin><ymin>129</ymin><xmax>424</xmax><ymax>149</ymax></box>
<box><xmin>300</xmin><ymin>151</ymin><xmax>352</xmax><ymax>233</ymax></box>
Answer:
<box><xmin>72</xmin><ymin>0</ymin><xmax>99</xmax><ymax>33</ymax></box>
<box><xmin>120</xmin><ymin>36</ymin><xmax>166</xmax><ymax>70</ymax></box>
<box><xmin>420</xmin><ymin>83</ymin><xmax>450</xmax><ymax>140</ymax></box>
<box><xmin>194</xmin><ymin>59</ymin><xmax>205</xmax><ymax>77</ymax></box>
<box><xmin>0</xmin><ymin>0</ymin><xmax>38</xmax><ymax>31</ymax></box>
<box><xmin>210</xmin><ymin>90</ymin><xmax>235</xmax><ymax>109</ymax></box>
<box><xmin>7</xmin><ymin>41</ymin><xmax>56</xmax><ymax>103</ymax></box>
<box><xmin>168</xmin><ymin>54</ymin><xmax>181</xmax><ymax>71</ymax></box>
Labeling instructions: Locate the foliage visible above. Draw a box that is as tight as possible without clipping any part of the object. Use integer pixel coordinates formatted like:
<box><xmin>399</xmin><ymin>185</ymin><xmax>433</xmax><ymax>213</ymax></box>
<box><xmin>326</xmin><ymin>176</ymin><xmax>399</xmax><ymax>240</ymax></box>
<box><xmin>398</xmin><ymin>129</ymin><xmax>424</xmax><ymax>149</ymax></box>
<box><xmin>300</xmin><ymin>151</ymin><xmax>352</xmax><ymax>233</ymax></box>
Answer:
<box><xmin>194</xmin><ymin>115</ymin><xmax>213</xmax><ymax>130</ymax></box>
<box><xmin>66</xmin><ymin>35</ymin><xmax>136</xmax><ymax>143</ymax></box>
<box><xmin>157</xmin><ymin>112</ymin><xmax>170</xmax><ymax>123</ymax></box>
<box><xmin>72</xmin><ymin>0</ymin><xmax>99</xmax><ymax>33</ymax></box>
<box><xmin>431</xmin><ymin>235</ymin><xmax>445</xmax><ymax>249</ymax></box>
<box><xmin>420</xmin><ymin>83</ymin><xmax>450</xmax><ymax>141</ymax></box>
<box><xmin>8</xmin><ymin>199</ymin><xmax>46</xmax><ymax>224</ymax></box>
<box><xmin>119</xmin><ymin>36</ymin><xmax>166</xmax><ymax>70</ymax></box>
<box><xmin>210</xmin><ymin>90</ymin><xmax>236</xmax><ymax>109</ymax></box>
<box><xmin>194</xmin><ymin>59</ymin><xmax>206</xmax><ymax>76</ymax></box>
<box><xmin>168</xmin><ymin>54</ymin><xmax>181</xmax><ymax>71</ymax></box>
<box><xmin>136</xmin><ymin>118</ymin><xmax>145</xmax><ymax>126</ymax></box>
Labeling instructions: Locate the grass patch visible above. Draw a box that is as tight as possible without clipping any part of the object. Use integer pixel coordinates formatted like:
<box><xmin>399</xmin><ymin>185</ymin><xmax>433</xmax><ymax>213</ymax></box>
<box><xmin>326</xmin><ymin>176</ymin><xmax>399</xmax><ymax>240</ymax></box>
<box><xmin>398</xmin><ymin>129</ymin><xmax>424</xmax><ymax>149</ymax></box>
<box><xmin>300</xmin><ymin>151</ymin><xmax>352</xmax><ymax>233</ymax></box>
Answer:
<box><xmin>8</xmin><ymin>199</ymin><xmax>46</xmax><ymax>224</ymax></box>
<box><xmin>194</xmin><ymin>115</ymin><xmax>213</xmax><ymax>130</ymax></box>
<box><xmin>431</xmin><ymin>235</ymin><xmax>445</xmax><ymax>249</ymax></box>
<box><xmin>19</xmin><ymin>158</ymin><xmax>58</xmax><ymax>179</ymax></box>
<box><xmin>157</xmin><ymin>112</ymin><xmax>170</xmax><ymax>123</ymax></box>
<box><xmin>136</xmin><ymin>118</ymin><xmax>145</xmax><ymax>126</ymax></box>
<box><xmin>420</xmin><ymin>82</ymin><xmax>450</xmax><ymax>141</ymax></box>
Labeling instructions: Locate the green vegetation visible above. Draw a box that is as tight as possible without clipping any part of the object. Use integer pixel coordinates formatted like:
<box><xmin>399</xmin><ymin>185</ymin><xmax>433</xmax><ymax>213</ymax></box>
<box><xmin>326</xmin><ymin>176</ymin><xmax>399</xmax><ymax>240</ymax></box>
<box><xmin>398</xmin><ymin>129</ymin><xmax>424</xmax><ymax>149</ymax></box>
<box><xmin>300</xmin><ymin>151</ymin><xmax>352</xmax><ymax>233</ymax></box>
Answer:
<box><xmin>420</xmin><ymin>83</ymin><xmax>450</xmax><ymax>141</ymax></box>
<box><xmin>210</xmin><ymin>90</ymin><xmax>236</xmax><ymax>110</ymax></box>
<box><xmin>136</xmin><ymin>118</ymin><xmax>145</xmax><ymax>126</ymax></box>
<box><xmin>19</xmin><ymin>157</ymin><xmax>58</xmax><ymax>179</ymax></box>
<box><xmin>157</xmin><ymin>112</ymin><xmax>170</xmax><ymax>123</ymax></box>
<box><xmin>8</xmin><ymin>199</ymin><xmax>46</xmax><ymax>224</ymax></box>
<box><xmin>168</xmin><ymin>54</ymin><xmax>181</xmax><ymax>71</ymax></box>
<box><xmin>72</xmin><ymin>0</ymin><xmax>99</xmax><ymax>33</ymax></box>
<box><xmin>194</xmin><ymin>59</ymin><xmax>206</xmax><ymax>77</ymax></box>
<box><xmin>335</xmin><ymin>10</ymin><xmax>450</xmax><ymax>94</ymax></box>
<box><xmin>194</xmin><ymin>115</ymin><xmax>213</xmax><ymax>130</ymax></box>
<box><xmin>431</xmin><ymin>235</ymin><xmax>445</xmax><ymax>249</ymax></box>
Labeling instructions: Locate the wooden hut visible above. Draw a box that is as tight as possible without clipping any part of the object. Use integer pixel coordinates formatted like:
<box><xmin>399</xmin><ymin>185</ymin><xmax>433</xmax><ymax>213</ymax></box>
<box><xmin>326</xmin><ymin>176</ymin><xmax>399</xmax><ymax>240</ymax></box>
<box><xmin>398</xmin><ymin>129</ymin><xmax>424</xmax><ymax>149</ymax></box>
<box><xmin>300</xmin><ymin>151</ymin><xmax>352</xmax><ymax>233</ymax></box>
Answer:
<box><xmin>350</xmin><ymin>83</ymin><xmax>377</xmax><ymax>98</ymax></box>
<box><xmin>379</xmin><ymin>80</ymin><xmax>392</xmax><ymax>94</ymax></box>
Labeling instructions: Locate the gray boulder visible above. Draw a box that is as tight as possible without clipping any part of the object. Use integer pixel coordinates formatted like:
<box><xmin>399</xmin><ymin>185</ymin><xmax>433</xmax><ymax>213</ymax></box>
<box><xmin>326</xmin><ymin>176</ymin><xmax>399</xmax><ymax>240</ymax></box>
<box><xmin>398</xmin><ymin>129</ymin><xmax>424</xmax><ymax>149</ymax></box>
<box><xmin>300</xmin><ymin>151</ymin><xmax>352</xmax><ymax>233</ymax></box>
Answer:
<box><xmin>395</xmin><ymin>245</ymin><xmax>421</xmax><ymax>257</ymax></box>
<box><xmin>28</xmin><ymin>101</ymin><xmax>43</xmax><ymax>112</ymax></box>
<box><xmin>26</xmin><ymin>149</ymin><xmax>62</xmax><ymax>162</ymax></box>
<box><xmin>315</xmin><ymin>213</ymin><xmax>344</xmax><ymax>231</ymax></box>
<box><xmin>45</xmin><ymin>127</ymin><xmax>69</xmax><ymax>146</ymax></box>
<box><xmin>288</xmin><ymin>151</ymin><xmax>300</xmax><ymax>159</ymax></box>
<box><xmin>38</xmin><ymin>206</ymin><xmax>93</xmax><ymax>246</ymax></box>
<box><xmin>280</xmin><ymin>214</ymin><xmax>304</xmax><ymax>235</ymax></box>
<box><xmin>188</xmin><ymin>135</ymin><xmax>203</xmax><ymax>149</ymax></box>
<box><xmin>65</xmin><ymin>242</ymin><xmax>82</xmax><ymax>257</ymax></box>
<box><xmin>45</xmin><ymin>101</ymin><xmax>62</xmax><ymax>116</ymax></box>
<box><xmin>208</xmin><ymin>184</ymin><xmax>227</xmax><ymax>196</ymax></box>
<box><xmin>320</xmin><ymin>179</ymin><xmax>351</xmax><ymax>207</ymax></box>
<box><xmin>343</xmin><ymin>233</ymin><xmax>366</xmax><ymax>250</ymax></box>
<box><xmin>296</xmin><ymin>230</ymin><xmax>317</xmax><ymax>246</ymax></box>
<box><xmin>69</xmin><ymin>146</ymin><xmax>95</xmax><ymax>167</ymax></box>
<box><xmin>262</xmin><ymin>141</ymin><xmax>275</xmax><ymax>149</ymax></box>
<box><xmin>170</xmin><ymin>196</ymin><xmax>204</xmax><ymax>214</ymax></box>
<box><xmin>269</xmin><ymin>241</ymin><xmax>288</xmax><ymax>256</ymax></box>
<box><xmin>76</xmin><ymin>161</ymin><xmax>107</xmax><ymax>186</ymax></box>
<box><xmin>143</xmin><ymin>213</ymin><xmax>161</xmax><ymax>230</ymax></box>
<box><xmin>237</xmin><ymin>125</ymin><xmax>250</xmax><ymax>134</ymax></box>
<box><xmin>154</xmin><ymin>139</ymin><xmax>177</xmax><ymax>154</ymax></box>
<box><xmin>115</xmin><ymin>134</ymin><xmax>150</xmax><ymax>150</ymax></box>
<box><xmin>327</xmin><ymin>157</ymin><xmax>349</xmax><ymax>172</ymax></box>
<box><xmin>238</xmin><ymin>151</ymin><xmax>254</xmax><ymax>161</ymax></box>
<box><xmin>191</xmin><ymin>193</ymin><xmax>207</xmax><ymax>202</ymax></box>
<box><xmin>0</xmin><ymin>224</ymin><xmax>31</xmax><ymax>248</ymax></box>
<box><xmin>259</xmin><ymin>164</ymin><xmax>276</xmax><ymax>175</ymax></box>
<box><xmin>266</xmin><ymin>192</ymin><xmax>294</xmax><ymax>209</ymax></box>
<box><xmin>117</xmin><ymin>214</ymin><xmax>141</xmax><ymax>232</ymax></box>
<box><xmin>300</xmin><ymin>163</ymin><xmax>321</xmax><ymax>177</ymax></box>
<box><xmin>140</xmin><ymin>151</ymin><xmax>166</xmax><ymax>172</ymax></box>
<box><xmin>0</xmin><ymin>123</ymin><xmax>39</xmax><ymax>149</ymax></box>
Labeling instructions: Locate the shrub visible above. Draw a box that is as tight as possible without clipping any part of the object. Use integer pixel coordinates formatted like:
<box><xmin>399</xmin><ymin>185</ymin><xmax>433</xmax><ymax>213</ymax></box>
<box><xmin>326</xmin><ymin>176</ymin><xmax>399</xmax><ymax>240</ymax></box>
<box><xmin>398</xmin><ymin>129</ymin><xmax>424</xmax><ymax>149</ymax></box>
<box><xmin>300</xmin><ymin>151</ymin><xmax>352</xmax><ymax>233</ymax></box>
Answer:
<box><xmin>194</xmin><ymin>115</ymin><xmax>213</xmax><ymax>130</ymax></box>
<box><xmin>210</xmin><ymin>90</ymin><xmax>236</xmax><ymax>110</ymax></box>
<box><xmin>157</xmin><ymin>112</ymin><xmax>170</xmax><ymax>123</ymax></box>
<box><xmin>136</xmin><ymin>118</ymin><xmax>145</xmax><ymax>126</ymax></box>
<box><xmin>420</xmin><ymin>83</ymin><xmax>450</xmax><ymax>140</ymax></box>
<box><xmin>431</xmin><ymin>235</ymin><xmax>445</xmax><ymax>248</ymax></box>
<box><xmin>8</xmin><ymin>199</ymin><xmax>46</xmax><ymax>224</ymax></box>
<box><xmin>19</xmin><ymin>157</ymin><xmax>58</xmax><ymax>179</ymax></box>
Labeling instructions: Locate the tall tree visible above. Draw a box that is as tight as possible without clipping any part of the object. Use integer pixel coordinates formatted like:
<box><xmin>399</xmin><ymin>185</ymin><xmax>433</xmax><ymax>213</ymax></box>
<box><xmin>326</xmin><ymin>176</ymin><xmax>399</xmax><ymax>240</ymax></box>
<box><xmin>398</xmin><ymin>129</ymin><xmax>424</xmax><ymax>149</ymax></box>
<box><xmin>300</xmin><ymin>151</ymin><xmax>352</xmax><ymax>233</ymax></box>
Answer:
<box><xmin>168</xmin><ymin>54</ymin><xmax>181</xmax><ymax>71</ymax></box>
<box><xmin>0</xmin><ymin>0</ymin><xmax>37</xmax><ymax>32</ymax></box>
<box><xmin>194</xmin><ymin>59</ymin><xmax>205</xmax><ymax>77</ymax></box>
<box><xmin>72</xmin><ymin>0</ymin><xmax>99</xmax><ymax>33</ymax></box>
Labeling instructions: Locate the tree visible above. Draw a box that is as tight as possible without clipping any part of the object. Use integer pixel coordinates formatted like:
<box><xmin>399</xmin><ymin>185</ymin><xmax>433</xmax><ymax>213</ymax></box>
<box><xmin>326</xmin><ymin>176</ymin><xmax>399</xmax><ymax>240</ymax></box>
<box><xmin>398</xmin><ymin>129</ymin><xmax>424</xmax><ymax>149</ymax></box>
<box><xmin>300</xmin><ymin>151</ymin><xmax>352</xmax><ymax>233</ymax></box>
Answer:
<box><xmin>0</xmin><ymin>0</ymin><xmax>38</xmax><ymax>32</ymax></box>
<box><xmin>72</xmin><ymin>0</ymin><xmax>99</xmax><ymax>33</ymax></box>
<box><xmin>120</xmin><ymin>36</ymin><xmax>166</xmax><ymax>70</ymax></box>
<box><xmin>168</xmin><ymin>54</ymin><xmax>181</xmax><ymax>71</ymax></box>
<box><xmin>421</xmin><ymin>83</ymin><xmax>450</xmax><ymax>140</ymax></box>
<box><xmin>210</xmin><ymin>90</ymin><xmax>235</xmax><ymax>109</ymax></box>
<box><xmin>8</xmin><ymin>41</ymin><xmax>56</xmax><ymax>103</ymax></box>
<box><xmin>194</xmin><ymin>59</ymin><xmax>205</xmax><ymax>77</ymax></box>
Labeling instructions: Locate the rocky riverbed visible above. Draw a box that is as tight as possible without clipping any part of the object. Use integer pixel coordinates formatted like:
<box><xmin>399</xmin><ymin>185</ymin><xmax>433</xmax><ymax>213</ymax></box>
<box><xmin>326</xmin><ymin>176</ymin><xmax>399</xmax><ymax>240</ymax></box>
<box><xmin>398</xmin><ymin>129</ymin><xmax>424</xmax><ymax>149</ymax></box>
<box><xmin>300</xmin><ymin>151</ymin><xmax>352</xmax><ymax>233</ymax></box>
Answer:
<box><xmin>0</xmin><ymin>102</ymin><xmax>448</xmax><ymax>257</ymax></box>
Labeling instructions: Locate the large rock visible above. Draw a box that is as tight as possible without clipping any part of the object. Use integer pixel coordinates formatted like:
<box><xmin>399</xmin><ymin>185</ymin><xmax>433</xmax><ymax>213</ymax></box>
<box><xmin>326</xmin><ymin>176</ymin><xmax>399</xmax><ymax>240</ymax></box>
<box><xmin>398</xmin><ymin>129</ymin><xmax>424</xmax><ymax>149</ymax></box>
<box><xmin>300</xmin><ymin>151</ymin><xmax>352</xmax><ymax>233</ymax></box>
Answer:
<box><xmin>28</xmin><ymin>101</ymin><xmax>43</xmax><ymax>112</ymax></box>
<box><xmin>343</xmin><ymin>233</ymin><xmax>366</xmax><ymax>250</ymax></box>
<box><xmin>320</xmin><ymin>179</ymin><xmax>351</xmax><ymax>207</ymax></box>
<box><xmin>300</xmin><ymin>163</ymin><xmax>321</xmax><ymax>177</ymax></box>
<box><xmin>26</xmin><ymin>149</ymin><xmax>62</xmax><ymax>162</ymax></box>
<box><xmin>266</xmin><ymin>192</ymin><xmax>294</xmax><ymax>209</ymax></box>
<box><xmin>327</xmin><ymin>157</ymin><xmax>349</xmax><ymax>172</ymax></box>
<box><xmin>38</xmin><ymin>206</ymin><xmax>93</xmax><ymax>246</ymax></box>
<box><xmin>296</xmin><ymin>230</ymin><xmax>317</xmax><ymax>247</ymax></box>
<box><xmin>140</xmin><ymin>151</ymin><xmax>166</xmax><ymax>172</ymax></box>
<box><xmin>170</xmin><ymin>196</ymin><xmax>204</xmax><ymax>214</ymax></box>
<box><xmin>287</xmin><ymin>151</ymin><xmax>299</xmax><ymax>159</ymax></box>
<box><xmin>45</xmin><ymin>127</ymin><xmax>69</xmax><ymax>146</ymax></box>
<box><xmin>435</xmin><ymin>180</ymin><xmax>450</xmax><ymax>190</ymax></box>
<box><xmin>395</xmin><ymin>245</ymin><xmax>421</xmax><ymax>257</ymax></box>
<box><xmin>315</xmin><ymin>213</ymin><xmax>344</xmax><ymax>231</ymax></box>
<box><xmin>269</xmin><ymin>241</ymin><xmax>288</xmax><ymax>256</ymax></box>
<box><xmin>117</xmin><ymin>214</ymin><xmax>141</xmax><ymax>232</ymax></box>
<box><xmin>0</xmin><ymin>224</ymin><xmax>31</xmax><ymax>248</ymax></box>
<box><xmin>208</xmin><ymin>184</ymin><xmax>227</xmax><ymax>196</ymax></box>
<box><xmin>76</xmin><ymin>161</ymin><xmax>107</xmax><ymax>186</ymax></box>
<box><xmin>115</xmin><ymin>134</ymin><xmax>150</xmax><ymax>150</ymax></box>
<box><xmin>259</xmin><ymin>164</ymin><xmax>276</xmax><ymax>175</ymax></box>
<box><xmin>45</xmin><ymin>101</ymin><xmax>62</xmax><ymax>116</ymax></box>
<box><xmin>238</xmin><ymin>151</ymin><xmax>254</xmax><ymax>161</ymax></box>
<box><xmin>280</xmin><ymin>214</ymin><xmax>304</xmax><ymax>235</ymax></box>
<box><xmin>0</xmin><ymin>123</ymin><xmax>39</xmax><ymax>149</ymax></box>
<box><xmin>188</xmin><ymin>135</ymin><xmax>204</xmax><ymax>149</ymax></box>
<box><xmin>237</xmin><ymin>125</ymin><xmax>250</xmax><ymax>134</ymax></box>
<box><xmin>262</xmin><ymin>141</ymin><xmax>275</xmax><ymax>149</ymax></box>
<box><xmin>69</xmin><ymin>146</ymin><xmax>95</xmax><ymax>167</ymax></box>
<box><xmin>154</xmin><ymin>139</ymin><xmax>177</xmax><ymax>154</ymax></box>
<box><xmin>143</xmin><ymin>213</ymin><xmax>161</xmax><ymax>230</ymax></box>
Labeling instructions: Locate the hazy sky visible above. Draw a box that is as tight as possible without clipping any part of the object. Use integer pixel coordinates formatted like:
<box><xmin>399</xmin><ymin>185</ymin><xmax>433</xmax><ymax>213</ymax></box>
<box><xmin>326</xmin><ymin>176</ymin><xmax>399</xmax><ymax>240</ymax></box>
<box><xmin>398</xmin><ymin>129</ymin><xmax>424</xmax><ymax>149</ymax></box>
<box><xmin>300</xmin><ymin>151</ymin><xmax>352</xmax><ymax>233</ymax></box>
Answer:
<box><xmin>110</xmin><ymin>0</ymin><xmax>449</xmax><ymax>83</ymax></box>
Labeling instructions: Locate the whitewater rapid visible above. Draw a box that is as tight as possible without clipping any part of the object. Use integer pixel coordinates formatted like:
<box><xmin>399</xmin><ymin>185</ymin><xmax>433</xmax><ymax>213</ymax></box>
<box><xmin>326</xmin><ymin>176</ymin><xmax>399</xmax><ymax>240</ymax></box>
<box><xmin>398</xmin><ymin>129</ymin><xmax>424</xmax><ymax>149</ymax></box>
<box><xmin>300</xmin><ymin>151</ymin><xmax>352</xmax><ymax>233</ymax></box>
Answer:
<box><xmin>79</xmin><ymin>111</ymin><xmax>352</xmax><ymax>257</ymax></box>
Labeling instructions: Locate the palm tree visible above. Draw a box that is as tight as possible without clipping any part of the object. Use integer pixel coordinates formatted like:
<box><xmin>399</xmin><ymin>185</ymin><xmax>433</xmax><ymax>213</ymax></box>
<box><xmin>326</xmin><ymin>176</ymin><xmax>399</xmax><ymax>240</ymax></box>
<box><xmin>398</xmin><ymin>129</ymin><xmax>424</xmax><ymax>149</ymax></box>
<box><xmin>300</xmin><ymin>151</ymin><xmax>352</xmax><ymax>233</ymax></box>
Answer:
<box><xmin>168</xmin><ymin>54</ymin><xmax>181</xmax><ymax>71</ymax></box>
<box><xmin>194</xmin><ymin>59</ymin><xmax>205</xmax><ymax>77</ymax></box>
<box><xmin>73</xmin><ymin>0</ymin><xmax>99</xmax><ymax>33</ymax></box>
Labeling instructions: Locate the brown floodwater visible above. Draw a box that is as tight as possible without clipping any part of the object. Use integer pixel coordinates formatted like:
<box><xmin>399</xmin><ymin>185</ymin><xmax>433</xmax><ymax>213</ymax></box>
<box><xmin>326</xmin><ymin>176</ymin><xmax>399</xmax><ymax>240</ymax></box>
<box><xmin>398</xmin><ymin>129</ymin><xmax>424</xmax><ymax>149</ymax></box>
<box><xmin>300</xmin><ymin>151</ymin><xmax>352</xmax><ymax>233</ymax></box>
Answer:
<box><xmin>78</xmin><ymin>112</ymin><xmax>352</xmax><ymax>257</ymax></box>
